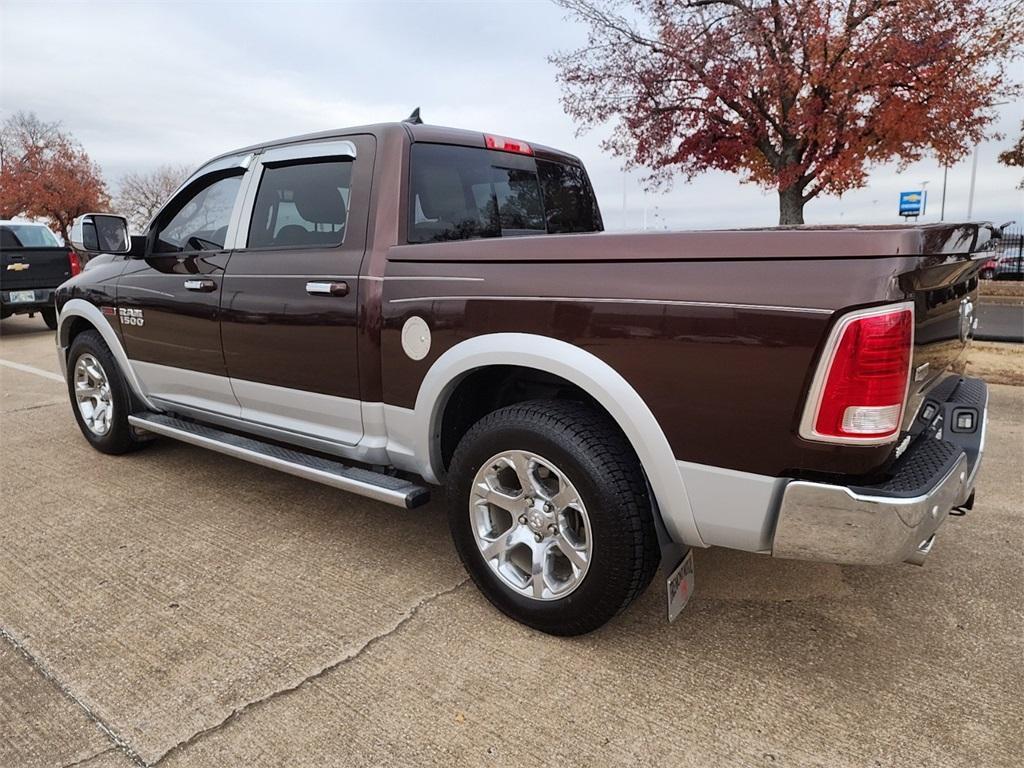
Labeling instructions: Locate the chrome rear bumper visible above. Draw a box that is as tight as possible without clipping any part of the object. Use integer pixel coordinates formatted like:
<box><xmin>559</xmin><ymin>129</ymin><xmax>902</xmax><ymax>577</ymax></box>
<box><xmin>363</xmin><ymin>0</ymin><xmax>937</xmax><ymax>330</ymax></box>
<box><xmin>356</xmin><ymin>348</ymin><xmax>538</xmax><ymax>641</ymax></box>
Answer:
<box><xmin>772</xmin><ymin>376</ymin><xmax>986</xmax><ymax>566</ymax></box>
<box><xmin>773</xmin><ymin>454</ymin><xmax>970</xmax><ymax>565</ymax></box>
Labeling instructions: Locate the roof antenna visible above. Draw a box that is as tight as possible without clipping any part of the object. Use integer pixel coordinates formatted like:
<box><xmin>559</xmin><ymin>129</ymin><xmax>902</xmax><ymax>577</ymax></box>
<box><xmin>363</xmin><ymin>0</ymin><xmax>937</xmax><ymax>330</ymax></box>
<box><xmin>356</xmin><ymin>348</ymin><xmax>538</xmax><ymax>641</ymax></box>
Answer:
<box><xmin>403</xmin><ymin>107</ymin><xmax>423</xmax><ymax>125</ymax></box>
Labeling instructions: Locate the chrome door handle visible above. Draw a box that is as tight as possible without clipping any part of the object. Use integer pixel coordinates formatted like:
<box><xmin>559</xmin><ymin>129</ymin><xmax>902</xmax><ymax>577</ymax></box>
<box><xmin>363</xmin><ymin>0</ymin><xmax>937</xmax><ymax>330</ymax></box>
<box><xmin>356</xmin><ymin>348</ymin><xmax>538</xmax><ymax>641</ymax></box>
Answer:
<box><xmin>305</xmin><ymin>280</ymin><xmax>349</xmax><ymax>297</ymax></box>
<box><xmin>184</xmin><ymin>279</ymin><xmax>216</xmax><ymax>292</ymax></box>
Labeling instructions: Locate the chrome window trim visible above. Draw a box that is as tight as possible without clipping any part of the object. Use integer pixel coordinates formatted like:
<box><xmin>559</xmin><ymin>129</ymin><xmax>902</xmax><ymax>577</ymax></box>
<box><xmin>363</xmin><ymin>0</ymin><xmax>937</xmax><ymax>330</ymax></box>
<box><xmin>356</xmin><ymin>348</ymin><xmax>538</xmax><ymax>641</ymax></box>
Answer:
<box><xmin>226</xmin><ymin>159</ymin><xmax>263</xmax><ymax>250</ymax></box>
<box><xmin>259</xmin><ymin>139</ymin><xmax>357</xmax><ymax>165</ymax></box>
<box><xmin>797</xmin><ymin>301</ymin><xmax>916</xmax><ymax>446</ymax></box>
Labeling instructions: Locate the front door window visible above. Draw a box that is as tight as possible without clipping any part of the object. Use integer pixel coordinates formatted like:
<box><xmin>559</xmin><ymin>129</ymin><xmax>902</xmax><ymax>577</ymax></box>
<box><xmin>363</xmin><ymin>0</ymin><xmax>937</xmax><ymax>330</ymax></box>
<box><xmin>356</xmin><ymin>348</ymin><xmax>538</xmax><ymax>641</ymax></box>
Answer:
<box><xmin>154</xmin><ymin>174</ymin><xmax>242</xmax><ymax>253</ymax></box>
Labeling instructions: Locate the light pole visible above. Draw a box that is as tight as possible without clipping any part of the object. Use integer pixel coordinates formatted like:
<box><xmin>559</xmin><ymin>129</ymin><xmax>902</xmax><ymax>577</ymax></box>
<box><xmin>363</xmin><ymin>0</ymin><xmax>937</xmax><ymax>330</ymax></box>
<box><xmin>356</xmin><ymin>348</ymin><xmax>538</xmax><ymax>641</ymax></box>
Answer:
<box><xmin>940</xmin><ymin>165</ymin><xmax>948</xmax><ymax>221</ymax></box>
<box><xmin>622</xmin><ymin>168</ymin><xmax>628</xmax><ymax>229</ymax></box>
<box><xmin>966</xmin><ymin>145</ymin><xmax>979</xmax><ymax>219</ymax></box>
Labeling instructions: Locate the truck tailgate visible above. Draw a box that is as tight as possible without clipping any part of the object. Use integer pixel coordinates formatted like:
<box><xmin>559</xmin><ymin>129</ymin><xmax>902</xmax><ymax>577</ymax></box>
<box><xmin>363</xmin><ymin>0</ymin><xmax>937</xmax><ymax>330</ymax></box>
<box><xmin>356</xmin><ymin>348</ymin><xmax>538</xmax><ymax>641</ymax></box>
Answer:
<box><xmin>0</xmin><ymin>247</ymin><xmax>73</xmax><ymax>291</ymax></box>
<box><xmin>902</xmin><ymin>227</ymin><xmax>994</xmax><ymax>425</ymax></box>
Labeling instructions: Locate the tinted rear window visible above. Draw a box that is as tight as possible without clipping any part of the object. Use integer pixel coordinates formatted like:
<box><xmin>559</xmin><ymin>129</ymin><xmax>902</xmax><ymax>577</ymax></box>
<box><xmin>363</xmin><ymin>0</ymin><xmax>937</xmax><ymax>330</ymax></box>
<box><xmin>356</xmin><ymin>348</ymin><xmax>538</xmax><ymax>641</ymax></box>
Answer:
<box><xmin>408</xmin><ymin>143</ymin><xmax>601</xmax><ymax>244</ymax></box>
<box><xmin>536</xmin><ymin>159</ymin><xmax>602</xmax><ymax>234</ymax></box>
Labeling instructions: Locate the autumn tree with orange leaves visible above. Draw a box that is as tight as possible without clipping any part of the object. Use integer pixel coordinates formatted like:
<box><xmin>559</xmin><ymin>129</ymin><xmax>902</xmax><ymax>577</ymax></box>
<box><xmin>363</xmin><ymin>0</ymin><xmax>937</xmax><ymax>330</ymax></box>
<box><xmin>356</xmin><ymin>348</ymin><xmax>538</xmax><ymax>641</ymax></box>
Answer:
<box><xmin>999</xmin><ymin>120</ymin><xmax>1024</xmax><ymax>190</ymax></box>
<box><xmin>551</xmin><ymin>0</ymin><xmax>1023</xmax><ymax>224</ymax></box>
<box><xmin>0</xmin><ymin>112</ymin><xmax>109</xmax><ymax>243</ymax></box>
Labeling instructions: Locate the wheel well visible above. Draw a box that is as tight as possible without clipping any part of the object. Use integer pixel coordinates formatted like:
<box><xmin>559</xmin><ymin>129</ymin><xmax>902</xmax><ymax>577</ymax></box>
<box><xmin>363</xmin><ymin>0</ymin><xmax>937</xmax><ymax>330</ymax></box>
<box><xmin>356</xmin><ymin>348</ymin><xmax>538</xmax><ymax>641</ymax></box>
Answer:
<box><xmin>62</xmin><ymin>316</ymin><xmax>96</xmax><ymax>351</ymax></box>
<box><xmin>438</xmin><ymin>365</ymin><xmax>606</xmax><ymax>470</ymax></box>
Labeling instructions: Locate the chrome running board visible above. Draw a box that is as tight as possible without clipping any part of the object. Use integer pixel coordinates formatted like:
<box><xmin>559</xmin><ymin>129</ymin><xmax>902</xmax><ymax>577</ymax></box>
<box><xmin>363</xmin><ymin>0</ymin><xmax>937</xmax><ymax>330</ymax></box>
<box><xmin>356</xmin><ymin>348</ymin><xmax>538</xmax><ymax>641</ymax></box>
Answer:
<box><xmin>128</xmin><ymin>412</ymin><xmax>430</xmax><ymax>509</ymax></box>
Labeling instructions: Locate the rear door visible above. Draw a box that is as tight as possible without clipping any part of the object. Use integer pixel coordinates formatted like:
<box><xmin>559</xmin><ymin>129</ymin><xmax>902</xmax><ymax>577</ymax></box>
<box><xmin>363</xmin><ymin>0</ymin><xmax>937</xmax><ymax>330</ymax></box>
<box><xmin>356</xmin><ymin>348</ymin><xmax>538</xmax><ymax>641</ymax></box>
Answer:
<box><xmin>118</xmin><ymin>155</ymin><xmax>251</xmax><ymax>414</ymax></box>
<box><xmin>219</xmin><ymin>136</ymin><xmax>374</xmax><ymax>446</ymax></box>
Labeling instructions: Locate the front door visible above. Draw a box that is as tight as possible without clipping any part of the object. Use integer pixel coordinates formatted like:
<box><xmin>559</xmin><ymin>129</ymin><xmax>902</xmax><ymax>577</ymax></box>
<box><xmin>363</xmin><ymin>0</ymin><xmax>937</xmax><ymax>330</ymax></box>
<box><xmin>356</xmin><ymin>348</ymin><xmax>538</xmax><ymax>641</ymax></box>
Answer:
<box><xmin>219</xmin><ymin>136</ymin><xmax>374</xmax><ymax>446</ymax></box>
<box><xmin>118</xmin><ymin>162</ymin><xmax>248</xmax><ymax>414</ymax></box>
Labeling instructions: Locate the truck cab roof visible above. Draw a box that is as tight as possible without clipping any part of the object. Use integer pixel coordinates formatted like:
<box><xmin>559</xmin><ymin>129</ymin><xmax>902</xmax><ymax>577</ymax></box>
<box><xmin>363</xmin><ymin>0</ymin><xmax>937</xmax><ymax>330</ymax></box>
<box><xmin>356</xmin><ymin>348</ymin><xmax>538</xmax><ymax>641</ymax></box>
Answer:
<box><xmin>210</xmin><ymin>122</ymin><xmax>584</xmax><ymax>169</ymax></box>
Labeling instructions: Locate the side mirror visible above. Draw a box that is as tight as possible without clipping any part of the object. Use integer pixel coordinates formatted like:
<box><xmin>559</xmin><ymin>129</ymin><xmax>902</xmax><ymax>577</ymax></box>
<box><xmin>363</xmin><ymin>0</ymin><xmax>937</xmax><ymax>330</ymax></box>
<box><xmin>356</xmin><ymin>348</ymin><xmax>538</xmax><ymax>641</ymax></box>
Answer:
<box><xmin>70</xmin><ymin>213</ymin><xmax>131</xmax><ymax>255</ymax></box>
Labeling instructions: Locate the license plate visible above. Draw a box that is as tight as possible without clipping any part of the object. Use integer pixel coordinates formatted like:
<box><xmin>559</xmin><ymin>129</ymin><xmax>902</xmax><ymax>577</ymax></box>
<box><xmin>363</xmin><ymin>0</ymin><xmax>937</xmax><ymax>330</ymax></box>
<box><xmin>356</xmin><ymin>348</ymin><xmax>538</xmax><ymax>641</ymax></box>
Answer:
<box><xmin>666</xmin><ymin>548</ymin><xmax>695</xmax><ymax>622</ymax></box>
<box><xmin>8</xmin><ymin>290</ymin><xmax>36</xmax><ymax>303</ymax></box>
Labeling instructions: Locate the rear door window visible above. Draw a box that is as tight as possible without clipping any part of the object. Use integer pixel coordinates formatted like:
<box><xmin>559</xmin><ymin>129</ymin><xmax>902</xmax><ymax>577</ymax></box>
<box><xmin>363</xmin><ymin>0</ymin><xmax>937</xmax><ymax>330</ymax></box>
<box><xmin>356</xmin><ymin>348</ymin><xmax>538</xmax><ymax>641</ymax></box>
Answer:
<box><xmin>247</xmin><ymin>160</ymin><xmax>353</xmax><ymax>249</ymax></box>
<box><xmin>408</xmin><ymin>143</ymin><xmax>601</xmax><ymax>244</ymax></box>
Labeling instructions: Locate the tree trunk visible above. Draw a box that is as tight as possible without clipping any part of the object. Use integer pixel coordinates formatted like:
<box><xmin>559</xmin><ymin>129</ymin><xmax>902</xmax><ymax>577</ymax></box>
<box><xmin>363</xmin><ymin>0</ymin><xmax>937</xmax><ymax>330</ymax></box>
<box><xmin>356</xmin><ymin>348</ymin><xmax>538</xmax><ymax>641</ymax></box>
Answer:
<box><xmin>778</xmin><ymin>185</ymin><xmax>805</xmax><ymax>225</ymax></box>
<box><xmin>55</xmin><ymin>218</ymin><xmax>70</xmax><ymax>247</ymax></box>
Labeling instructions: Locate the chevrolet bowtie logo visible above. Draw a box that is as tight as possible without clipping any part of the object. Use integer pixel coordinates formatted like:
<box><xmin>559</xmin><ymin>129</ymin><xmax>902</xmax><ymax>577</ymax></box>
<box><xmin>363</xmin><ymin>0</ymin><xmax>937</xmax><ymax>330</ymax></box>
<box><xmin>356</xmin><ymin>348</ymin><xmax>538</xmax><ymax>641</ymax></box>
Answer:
<box><xmin>6</xmin><ymin>263</ymin><xmax>30</xmax><ymax>271</ymax></box>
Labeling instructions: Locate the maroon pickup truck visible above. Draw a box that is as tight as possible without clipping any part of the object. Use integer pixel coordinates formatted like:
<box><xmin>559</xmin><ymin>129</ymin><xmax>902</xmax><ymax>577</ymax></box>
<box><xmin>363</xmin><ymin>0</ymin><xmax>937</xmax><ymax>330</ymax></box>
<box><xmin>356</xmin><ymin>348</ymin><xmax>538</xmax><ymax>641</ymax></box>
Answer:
<box><xmin>55</xmin><ymin>121</ymin><xmax>991</xmax><ymax>635</ymax></box>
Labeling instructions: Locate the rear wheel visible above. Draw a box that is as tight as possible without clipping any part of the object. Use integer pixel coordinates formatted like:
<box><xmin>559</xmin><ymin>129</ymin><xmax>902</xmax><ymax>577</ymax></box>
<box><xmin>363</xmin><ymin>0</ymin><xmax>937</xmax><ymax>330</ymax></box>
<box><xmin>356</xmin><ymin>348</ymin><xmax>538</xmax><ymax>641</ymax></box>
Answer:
<box><xmin>67</xmin><ymin>330</ymin><xmax>147</xmax><ymax>455</ymax></box>
<box><xmin>41</xmin><ymin>307</ymin><xmax>58</xmax><ymax>330</ymax></box>
<box><xmin>446</xmin><ymin>400</ymin><xmax>659</xmax><ymax>635</ymax></box>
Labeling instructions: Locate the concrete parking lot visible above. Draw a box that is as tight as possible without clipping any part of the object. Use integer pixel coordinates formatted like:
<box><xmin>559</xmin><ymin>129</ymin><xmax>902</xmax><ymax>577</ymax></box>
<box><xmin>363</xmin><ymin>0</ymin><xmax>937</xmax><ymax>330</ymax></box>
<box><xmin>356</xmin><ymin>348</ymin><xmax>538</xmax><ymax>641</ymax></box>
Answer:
<box><xmin>1</xmin><ymin>314</ymin><xmax>1022</xmax><ymax>768</ymax></box>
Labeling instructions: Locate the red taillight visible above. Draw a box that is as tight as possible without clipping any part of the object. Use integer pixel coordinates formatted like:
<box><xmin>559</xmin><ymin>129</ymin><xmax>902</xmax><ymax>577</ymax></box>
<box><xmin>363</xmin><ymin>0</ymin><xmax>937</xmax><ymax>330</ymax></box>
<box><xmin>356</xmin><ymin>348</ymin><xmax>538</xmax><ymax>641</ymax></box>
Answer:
<box><xmin>804</xmin><ymin>305</ymin><xmax>913</xmax><ymax>442</ymax></box>
<box><xmin>484</xmin><ymin>133</ymin><xmax>534</xmax><ymax>156</ymax></box>
<box><xmin>68</xmin><ymin>250</ymin><xmax>82</xmax><ymax>277</ymax></box>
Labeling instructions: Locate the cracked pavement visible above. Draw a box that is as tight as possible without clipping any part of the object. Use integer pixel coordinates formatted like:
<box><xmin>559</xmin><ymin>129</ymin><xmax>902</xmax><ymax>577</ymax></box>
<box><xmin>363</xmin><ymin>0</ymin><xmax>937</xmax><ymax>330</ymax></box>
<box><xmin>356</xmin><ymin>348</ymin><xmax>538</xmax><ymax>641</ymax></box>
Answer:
<box><xmin>2</xmin><ymin>314</ymin><xmax>1022</xmax><ymax>767</ymax></box>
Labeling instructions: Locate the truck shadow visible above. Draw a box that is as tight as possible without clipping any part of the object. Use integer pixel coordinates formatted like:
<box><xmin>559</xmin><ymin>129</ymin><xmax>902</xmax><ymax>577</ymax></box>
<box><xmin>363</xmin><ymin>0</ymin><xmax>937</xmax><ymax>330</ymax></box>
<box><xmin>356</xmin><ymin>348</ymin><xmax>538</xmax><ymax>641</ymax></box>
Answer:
<box><xmin>0</xmin><ymin>316</ymin><xmax>55</xmax><ymax>338</ymax></box>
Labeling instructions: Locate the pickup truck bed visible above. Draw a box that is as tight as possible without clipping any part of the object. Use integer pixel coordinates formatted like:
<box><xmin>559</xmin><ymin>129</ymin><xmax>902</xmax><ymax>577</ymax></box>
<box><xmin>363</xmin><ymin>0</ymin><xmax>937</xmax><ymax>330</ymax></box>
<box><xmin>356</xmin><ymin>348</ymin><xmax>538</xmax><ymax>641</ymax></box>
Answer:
<box><xmin>383</xmin><ymin>223</ymin><xmax>984</xmax><ymax>480</ymax></box>
<box><xmin>54</xmin><ymin>121</ymin><xmax>993</xmax><ymax>635</ymax></box>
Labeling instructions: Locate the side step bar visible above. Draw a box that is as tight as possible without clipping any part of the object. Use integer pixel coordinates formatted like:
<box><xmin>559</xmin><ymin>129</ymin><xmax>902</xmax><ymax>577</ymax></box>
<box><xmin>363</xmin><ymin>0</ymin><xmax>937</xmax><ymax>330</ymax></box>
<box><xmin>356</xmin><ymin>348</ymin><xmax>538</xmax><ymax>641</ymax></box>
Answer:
<box><xmin>128</xmin><ymin>412</ymin><xmax>430</xmax><ymax>509</ymax></box>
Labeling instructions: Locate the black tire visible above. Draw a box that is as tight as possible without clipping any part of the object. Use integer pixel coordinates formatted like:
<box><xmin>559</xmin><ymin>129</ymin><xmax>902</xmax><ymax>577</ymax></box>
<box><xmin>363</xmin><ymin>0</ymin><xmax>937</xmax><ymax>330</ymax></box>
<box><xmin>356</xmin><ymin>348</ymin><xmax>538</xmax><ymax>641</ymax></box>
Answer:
<box><xmin>447</xmin><ymin>399</ymin><xmax>659</xmax><ymax>636</ymax></box>
<box><xmin>66</xmin><ymin>329</ymin><xmax>146</xmax><ymax>455</ymax></box>
<box><xmin>41</xmin><ymin>307</ymin><xmax>58</xmax><ymax>330</ymax></box>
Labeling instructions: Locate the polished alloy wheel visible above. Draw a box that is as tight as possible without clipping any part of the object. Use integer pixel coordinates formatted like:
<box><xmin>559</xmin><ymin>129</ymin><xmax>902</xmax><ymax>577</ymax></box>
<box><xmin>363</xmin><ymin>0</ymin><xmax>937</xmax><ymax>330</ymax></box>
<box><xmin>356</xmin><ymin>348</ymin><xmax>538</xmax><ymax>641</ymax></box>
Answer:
<box><xmin>73</xmin><ymin>353</ymin><xmax>113</xmax><ymax>436</ymax></box>
<box><xmin>470</xmin><ymin>450</ymin><xmax>593</xmax><ymax>600</ymax></box>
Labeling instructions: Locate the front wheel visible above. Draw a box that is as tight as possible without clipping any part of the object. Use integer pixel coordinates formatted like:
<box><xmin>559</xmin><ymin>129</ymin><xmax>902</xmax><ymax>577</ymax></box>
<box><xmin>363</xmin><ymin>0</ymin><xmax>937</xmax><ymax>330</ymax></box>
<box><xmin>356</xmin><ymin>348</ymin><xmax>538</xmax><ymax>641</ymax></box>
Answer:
<box><xmin>66</xmin><ymin>330</ymin><xmax>148</xmax><ymax>455</ymax></box>
<box><xmin>446</xmin><ymin>400</ymin><xmax>659</xmax><ymax>636</ymax></box>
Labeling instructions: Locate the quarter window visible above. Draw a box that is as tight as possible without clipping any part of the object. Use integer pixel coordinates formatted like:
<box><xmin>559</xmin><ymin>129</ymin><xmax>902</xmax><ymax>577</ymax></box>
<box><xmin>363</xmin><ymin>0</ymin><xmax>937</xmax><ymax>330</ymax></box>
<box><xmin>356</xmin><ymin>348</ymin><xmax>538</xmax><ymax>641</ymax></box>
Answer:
<box><xmin>154</xmin><ymin>174</ymin><xmax>242</xmax><ymax>253</ymax></box>
<box><xmin>248</xmin><ymin>160</ymin><xmax>352</xmax><ymax>249</ymax></box>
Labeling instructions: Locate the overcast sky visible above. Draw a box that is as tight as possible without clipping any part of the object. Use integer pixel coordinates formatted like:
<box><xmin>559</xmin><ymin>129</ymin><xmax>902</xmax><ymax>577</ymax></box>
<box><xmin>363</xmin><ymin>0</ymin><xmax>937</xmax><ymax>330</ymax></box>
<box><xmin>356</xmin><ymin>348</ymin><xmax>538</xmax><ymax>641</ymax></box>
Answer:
<box><xmin>2</xmin><ymin>0</ymin><xmax>1022</xmax><ymax>230</ymax></box>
